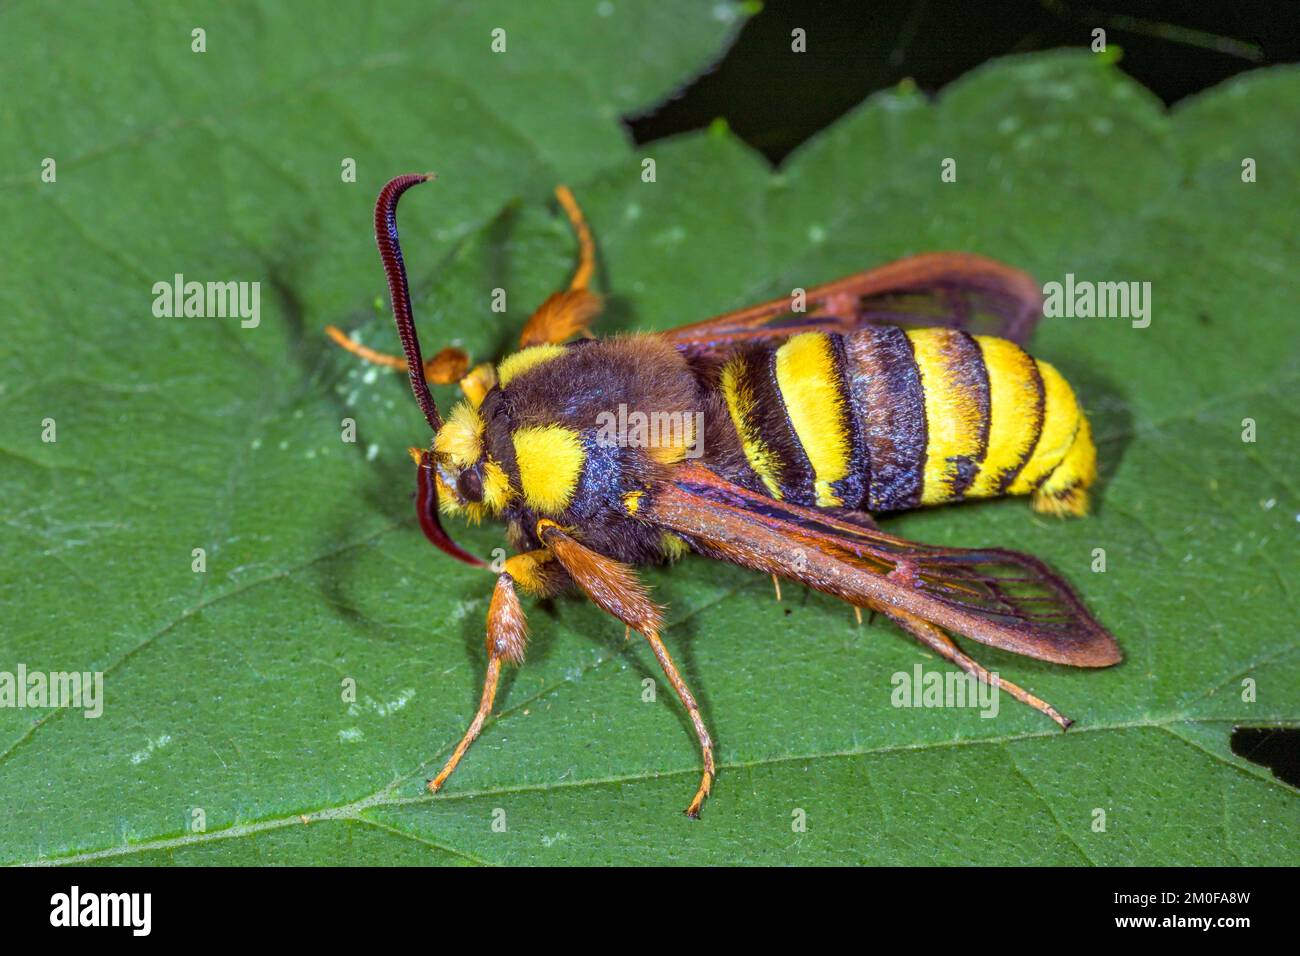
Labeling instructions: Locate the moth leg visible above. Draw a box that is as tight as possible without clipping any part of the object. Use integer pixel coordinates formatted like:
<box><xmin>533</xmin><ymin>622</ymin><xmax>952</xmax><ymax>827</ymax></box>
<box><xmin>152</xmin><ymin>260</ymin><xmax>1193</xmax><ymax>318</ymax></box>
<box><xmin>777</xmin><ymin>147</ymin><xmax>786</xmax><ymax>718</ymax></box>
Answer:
<box><xmin>428</xmin><ymin>656</ymin><xmax>502</xmax><ymax>794</ymax></box>
<box><xmin>499</xmin><ymin>548</ymin><xmax>568</xmax><ymax>599</ymax></box>
<box><xmin>428</xmin><ymin>572</ymin><xmax>529</xmax><ymax>794</ymax></box>
<box><xmin>641</xmin><ymin>627</ymin><xmax>717</xmax><ymax>818</ymax></box>
<box><xmin>555</xmin><ymin>185</ymin><xmax>596</xmax><ymax>293</ymax></box>
<box><xmin>827</xmin><ymin>510</ymin><xmax>878</xmax><ymax>623</ymax></box>
<box><xmin>458</xmin><ymin>362</ymin><xmax>498</xmax><ymax>408</ymax></box>
<box><xmin>325</xmin><ymin>325</ymin><xmax>470</xmax><ymax>381</ymax></box>
<box><xmin>537</xmin><ymin>520</ymin><xmax>716</xmax><ymax>817</ymax></box>
<box><xmin>878</xmin><ymin>605</ymin><xmax>1074</xmax><ymax>730</ymax></box>
<box><xmin>518</xmin><ymin>186</ymin><xmax>604</xmax><ymax>347</ymax></box>
<box><xmin>326</xmin><ymin>325</ymin><xmax>498</xmax><ymax>407</ymax></box>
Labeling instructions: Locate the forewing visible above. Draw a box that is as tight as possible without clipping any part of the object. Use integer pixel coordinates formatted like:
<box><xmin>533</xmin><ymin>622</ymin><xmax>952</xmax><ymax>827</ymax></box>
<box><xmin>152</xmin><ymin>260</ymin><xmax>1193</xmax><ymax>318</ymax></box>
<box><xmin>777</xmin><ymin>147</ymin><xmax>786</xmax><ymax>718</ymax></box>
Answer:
<box><xmin>646</xmin><ymin>465</ymin><xmax>1121</xmax><ymax>667</ymax></box>
<box><xmin>660</xmin><ymin>252</ymin><xmax>1043</xmax><ymax>362</ymax></box>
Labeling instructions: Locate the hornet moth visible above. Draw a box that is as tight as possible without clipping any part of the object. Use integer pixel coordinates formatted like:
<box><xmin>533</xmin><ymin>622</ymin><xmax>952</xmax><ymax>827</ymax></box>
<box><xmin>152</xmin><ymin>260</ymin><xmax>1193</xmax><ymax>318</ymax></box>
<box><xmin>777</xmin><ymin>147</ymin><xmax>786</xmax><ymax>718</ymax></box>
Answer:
<box><xmin>326</xmin><ymin>173</ymin><xmax>1122</xmax><ymax>818</ymax></box>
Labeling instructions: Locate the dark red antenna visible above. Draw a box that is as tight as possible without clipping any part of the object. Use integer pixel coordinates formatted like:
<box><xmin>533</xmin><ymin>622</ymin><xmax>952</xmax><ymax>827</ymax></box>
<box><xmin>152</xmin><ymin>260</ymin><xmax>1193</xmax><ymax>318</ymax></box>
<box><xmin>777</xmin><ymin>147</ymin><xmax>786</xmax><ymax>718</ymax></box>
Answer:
<box><xmin>376</xmin><ymin>173</ymin><xmax>485</xmax><ymax>568</ymax></box>
<box><xmin>375</xmin><ymin>173</ymin><xmax>442</xmax><ymax>433</ymax></box>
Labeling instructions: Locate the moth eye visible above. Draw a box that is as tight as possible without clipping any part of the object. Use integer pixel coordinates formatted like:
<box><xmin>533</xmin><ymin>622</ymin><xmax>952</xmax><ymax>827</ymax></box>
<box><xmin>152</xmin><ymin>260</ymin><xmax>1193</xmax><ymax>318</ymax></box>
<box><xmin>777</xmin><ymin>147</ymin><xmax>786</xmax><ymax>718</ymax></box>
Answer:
<box><xmin>457</xmin><ymin>467</ymin><xmax>483</xmax><ymax>503</ymax></box>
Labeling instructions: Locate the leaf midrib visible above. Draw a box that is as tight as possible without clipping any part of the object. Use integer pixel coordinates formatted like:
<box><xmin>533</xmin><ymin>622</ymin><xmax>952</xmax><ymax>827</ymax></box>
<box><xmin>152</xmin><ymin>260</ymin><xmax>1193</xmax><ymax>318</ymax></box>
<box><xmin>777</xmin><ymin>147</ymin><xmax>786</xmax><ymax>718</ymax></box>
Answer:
<box><xmin>20</xmin><ymin>713</ymin><xmax>1294</xmax><ymax>866</ymax></box>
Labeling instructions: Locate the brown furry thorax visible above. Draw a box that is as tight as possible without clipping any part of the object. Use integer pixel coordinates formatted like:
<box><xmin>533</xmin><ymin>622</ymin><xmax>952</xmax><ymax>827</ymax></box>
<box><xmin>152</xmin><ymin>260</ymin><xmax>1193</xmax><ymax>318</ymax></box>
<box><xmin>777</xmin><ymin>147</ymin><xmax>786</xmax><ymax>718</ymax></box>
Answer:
<box><xmin>429</xmin><ymin>335</ymin><xmax>739</xmax><ymax>565</ymax></box>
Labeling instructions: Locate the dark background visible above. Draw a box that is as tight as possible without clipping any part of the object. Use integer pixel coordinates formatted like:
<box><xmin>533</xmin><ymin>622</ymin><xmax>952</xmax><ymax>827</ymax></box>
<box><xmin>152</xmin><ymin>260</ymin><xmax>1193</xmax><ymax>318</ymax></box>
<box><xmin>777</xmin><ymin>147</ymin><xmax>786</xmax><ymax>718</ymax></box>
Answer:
<box><xmin>627</xmin><ymin>0</ymin><xmax>1300</xmax><ymax>165</ymax></box>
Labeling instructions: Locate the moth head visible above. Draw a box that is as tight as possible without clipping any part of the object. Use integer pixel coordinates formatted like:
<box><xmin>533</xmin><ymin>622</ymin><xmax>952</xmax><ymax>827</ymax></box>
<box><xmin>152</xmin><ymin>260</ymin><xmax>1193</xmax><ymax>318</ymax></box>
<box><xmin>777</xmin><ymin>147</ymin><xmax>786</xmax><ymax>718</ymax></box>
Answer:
<box><xmin>427</xmin><ymin>402</ymin><xmax>511</xmax><ymax>523</ymax></box>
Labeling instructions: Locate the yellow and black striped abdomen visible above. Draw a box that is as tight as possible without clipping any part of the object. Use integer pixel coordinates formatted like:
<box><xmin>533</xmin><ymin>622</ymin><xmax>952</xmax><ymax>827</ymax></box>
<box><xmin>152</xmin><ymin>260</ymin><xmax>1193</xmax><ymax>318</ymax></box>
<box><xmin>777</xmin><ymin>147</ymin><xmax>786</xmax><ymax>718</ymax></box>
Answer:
<box><xmin>717</xmin><ymin>328</ymin><xmax>1096</xmax><ymax>517</ymax></box>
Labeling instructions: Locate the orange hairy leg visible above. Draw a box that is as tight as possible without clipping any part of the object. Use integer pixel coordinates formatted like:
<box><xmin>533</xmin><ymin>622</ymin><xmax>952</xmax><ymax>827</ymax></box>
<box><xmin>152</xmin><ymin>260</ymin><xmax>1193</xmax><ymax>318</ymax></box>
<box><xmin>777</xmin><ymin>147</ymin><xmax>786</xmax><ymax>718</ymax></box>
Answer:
<box><xmin>536</xmin><ymin>520</ymin><xmax>716</xmax><ymax>818</ymax></box>
<box><xmin>325</xmin><ymin>324</ymin><xmax>470</xmax><ymax>383</ymax></box>
<box><xmin>555</xmin><ymin>185</ymin><xmax>595</xmax><ymax>292</ymax></box>
<box><xmin>641</xmin><ymin>628</ymin><xmax>716</xmax><ymax>818</ymax></box>
<box><xmin>519</xmin><ymin>186</ymin><xmax>604</xmax><ymax>347</ymax></box>
<box><xmin>428</xmin><ymin>572</ymin><xmax>529</xmax><ymax>793</ymax></box>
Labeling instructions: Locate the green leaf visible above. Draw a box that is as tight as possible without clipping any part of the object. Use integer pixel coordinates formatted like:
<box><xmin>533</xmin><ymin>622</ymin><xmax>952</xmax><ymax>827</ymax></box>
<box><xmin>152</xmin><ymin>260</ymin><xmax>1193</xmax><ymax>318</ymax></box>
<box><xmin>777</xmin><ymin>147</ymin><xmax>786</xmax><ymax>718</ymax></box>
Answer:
<box><xmin>1</xmin><ymin>2</ymin><xmax>1296</xmax><ymax>865</ymax></box>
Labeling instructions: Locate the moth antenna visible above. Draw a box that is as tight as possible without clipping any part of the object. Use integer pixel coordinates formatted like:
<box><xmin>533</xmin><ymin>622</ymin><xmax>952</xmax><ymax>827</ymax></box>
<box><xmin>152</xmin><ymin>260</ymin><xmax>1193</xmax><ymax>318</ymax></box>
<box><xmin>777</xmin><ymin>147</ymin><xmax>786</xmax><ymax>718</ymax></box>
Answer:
<box><xmin>375</xmin><ymin>172</ymin><xmax>442</xmax><ymax>432</ymax></box>
<box><xmin>377</xmin><ymin>174</ymin><xmax>484</xmax><ymax>568</ymax></box>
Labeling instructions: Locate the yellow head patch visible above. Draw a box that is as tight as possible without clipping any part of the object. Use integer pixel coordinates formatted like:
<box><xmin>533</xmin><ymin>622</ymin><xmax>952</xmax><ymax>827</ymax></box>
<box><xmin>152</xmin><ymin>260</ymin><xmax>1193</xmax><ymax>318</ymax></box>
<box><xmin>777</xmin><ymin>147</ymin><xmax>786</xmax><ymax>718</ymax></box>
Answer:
<box><xmin>427</xmin><ymin>402</ymin><xmax>514</xmax><ymax>523</ymax></box>
<box><xmin>479</xmin><ymin>458</ymin><xmax>512</xmax><ymax>512</ymax></box>
<box><xmin>434</xmin><ymin>401</ymin><xmax>484</xmax><ymax>468</ymax></box>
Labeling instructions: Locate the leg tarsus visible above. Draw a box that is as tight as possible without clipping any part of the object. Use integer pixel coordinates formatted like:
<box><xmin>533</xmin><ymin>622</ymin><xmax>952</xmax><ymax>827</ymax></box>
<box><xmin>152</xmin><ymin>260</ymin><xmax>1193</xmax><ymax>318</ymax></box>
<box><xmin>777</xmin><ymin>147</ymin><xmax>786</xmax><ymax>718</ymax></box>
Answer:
<box><xmin>428</xmin><ymin>656</ymin><xmax>503</xmax><ymax>793</ymax></box>
<box><xmin>537</xmin><ymin>524</ymin><xmax>713</xmax><ymax>815</ymax></box>
<box><xmin>880</xmin><ymin>606</ymin><xmax>1074</xmax><ymax>730</ymax></box>
<box><xmin>429</xmin><ymin>574</ymin><xmax>529</xmax><ymax>793</ymax></box>
<box><xmin>554</xmin><ymin>184</ymin><xmax>595</xmax><ymax>292</ymax></box>
<box><xmin>326</xmin><ymin>325</ymin><xmax>470</xmax><ymax>384</ymax></box>
<box><xmin>325</xmin><ymin>324</ymin><xmax>406</xmax><ymax>370</ymax></box>
<box><xmin>641</xmin><ymin>629</ymin><xmax>716</xmax><ymax>818</ymax></box>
